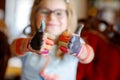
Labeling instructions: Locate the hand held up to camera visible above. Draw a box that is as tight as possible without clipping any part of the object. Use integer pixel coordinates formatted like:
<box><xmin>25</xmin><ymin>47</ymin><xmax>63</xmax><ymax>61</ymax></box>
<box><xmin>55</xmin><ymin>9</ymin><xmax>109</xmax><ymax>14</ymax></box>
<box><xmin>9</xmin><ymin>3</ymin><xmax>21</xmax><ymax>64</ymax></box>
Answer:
<box><xmin>30</xmin><ymin>20</ymin><xmax>45</xmax><ymax>51</ymax></box>
<box><xmin>29</xmin><ymin>20</ymin><xmax>55</xmax><ymax>55</ymax></box>
<box><xmin>58</xmin><ymin>24</ymin><xmax>84</xmax><ymax>56</ymax></box>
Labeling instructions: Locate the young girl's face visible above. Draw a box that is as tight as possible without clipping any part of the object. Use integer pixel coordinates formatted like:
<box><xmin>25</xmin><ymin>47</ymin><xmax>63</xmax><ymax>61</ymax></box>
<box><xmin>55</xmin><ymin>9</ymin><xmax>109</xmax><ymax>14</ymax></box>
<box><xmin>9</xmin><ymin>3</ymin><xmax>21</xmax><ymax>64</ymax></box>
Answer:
<box><xmin>36</xmin><ymin>0</ymin><xmax>68</xmax><ymax>36</ymax></box>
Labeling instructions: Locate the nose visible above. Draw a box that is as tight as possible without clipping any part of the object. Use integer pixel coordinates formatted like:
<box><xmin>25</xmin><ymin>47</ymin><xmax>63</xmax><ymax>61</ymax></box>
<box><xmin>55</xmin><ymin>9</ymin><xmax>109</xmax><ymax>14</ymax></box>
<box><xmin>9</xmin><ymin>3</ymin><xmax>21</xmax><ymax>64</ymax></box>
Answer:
<box><xmin>47</xmin><ymin>13</ymin><xmax>56</xmax><ymax>20</ymax></box>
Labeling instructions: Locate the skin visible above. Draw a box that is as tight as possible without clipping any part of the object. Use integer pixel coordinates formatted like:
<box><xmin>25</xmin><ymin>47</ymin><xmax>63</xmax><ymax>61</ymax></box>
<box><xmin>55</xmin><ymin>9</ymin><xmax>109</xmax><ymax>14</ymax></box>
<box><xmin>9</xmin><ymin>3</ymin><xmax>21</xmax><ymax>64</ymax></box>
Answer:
<box><xmin>36</xmin><ymin>0</ymin><xmax>68</xmax><ymax>36</ymax></box>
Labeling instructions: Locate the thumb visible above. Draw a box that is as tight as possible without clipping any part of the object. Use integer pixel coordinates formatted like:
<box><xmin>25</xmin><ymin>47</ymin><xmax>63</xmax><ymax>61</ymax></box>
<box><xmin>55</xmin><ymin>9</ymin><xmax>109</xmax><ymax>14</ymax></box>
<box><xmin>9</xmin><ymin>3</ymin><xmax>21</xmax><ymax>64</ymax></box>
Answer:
<box><xmin>75</xmin><ymin>24</ymin><xmax>84</xmax><ymax>36</ymax></box>
<box><xmin>38</xmin><ymin>20</ymin><xmax>46</xmax><ymax>32</ymax></box>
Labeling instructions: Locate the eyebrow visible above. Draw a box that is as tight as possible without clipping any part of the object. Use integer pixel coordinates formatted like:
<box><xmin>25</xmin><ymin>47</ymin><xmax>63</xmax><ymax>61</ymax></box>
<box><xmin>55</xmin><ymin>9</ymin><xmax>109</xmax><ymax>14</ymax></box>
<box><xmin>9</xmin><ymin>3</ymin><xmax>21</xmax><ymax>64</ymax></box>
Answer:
<box><xmin>38</xmin><ymin>7</ymin><xmax>67</xmax><ymax>11</ymax></box>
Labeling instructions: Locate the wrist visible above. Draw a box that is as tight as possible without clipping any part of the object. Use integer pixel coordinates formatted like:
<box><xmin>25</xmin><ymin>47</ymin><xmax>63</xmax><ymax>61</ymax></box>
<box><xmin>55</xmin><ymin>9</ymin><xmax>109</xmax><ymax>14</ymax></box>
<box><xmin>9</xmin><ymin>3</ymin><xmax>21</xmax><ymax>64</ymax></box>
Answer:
<box><xmin>22</xmin><ymin>38</ymin><xmax>32</xmax><ymax>53</ymax></box>
<box><xmin>15</xmin><ymin>38</ymin><xmax>31</xmax><ymax>56</ymax></box>
<box><xmin>76</xmin><ymin>44</ymin><xmax>92</xmax><ymax>62</ymax></box>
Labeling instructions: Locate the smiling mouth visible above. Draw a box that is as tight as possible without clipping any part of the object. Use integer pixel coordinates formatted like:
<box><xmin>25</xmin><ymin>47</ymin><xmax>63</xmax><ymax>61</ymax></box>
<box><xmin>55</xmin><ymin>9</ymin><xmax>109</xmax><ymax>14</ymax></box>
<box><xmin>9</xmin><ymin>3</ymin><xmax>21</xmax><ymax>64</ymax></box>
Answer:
<box><xmin>47</xmin><ymin>24</ymin><xmax>58</xmax><ymax>28</ymax></box>
<box><xmin>47</xmin><ymin>23</ymin><xmax>57</xmax><ymax>26</ymax></box>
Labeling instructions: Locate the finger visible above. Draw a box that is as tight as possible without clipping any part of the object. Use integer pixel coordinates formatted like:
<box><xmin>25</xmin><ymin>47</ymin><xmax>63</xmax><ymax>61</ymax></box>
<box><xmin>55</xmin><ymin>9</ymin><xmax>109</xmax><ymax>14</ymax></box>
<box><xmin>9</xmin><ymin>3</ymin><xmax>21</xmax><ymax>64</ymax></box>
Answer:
<box><xmin>58</xmin><ymin>30</ymin><xmax>72</xmax><ymax>53</ymax></box>
<box><xmin>75</xmin><ymin>24</ymin><xmax>84</xmax><ymax>36</ymax></box>
<box><xmin>39</xmin><ymin>32</ymin><xmax>56</xmax><ymax>55</ymax></box>
<box><xmin>43</xmin><ymin>32</ymin><xmax>56</xmax><ymax>41</ymax></box>
<box><xmin>38</xmin><ymin>20</ymin><xmax>46</xmax><ymax>32</ymax></box>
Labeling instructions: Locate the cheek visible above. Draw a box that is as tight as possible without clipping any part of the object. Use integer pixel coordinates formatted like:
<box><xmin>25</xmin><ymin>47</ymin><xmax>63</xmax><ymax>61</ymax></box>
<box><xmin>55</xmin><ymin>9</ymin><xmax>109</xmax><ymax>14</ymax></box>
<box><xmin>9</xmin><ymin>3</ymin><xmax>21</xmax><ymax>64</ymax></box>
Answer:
<box><xmin>61</xmin><ymin>18</ymin><xmax>68</xmax><ymax>31</ymax></box>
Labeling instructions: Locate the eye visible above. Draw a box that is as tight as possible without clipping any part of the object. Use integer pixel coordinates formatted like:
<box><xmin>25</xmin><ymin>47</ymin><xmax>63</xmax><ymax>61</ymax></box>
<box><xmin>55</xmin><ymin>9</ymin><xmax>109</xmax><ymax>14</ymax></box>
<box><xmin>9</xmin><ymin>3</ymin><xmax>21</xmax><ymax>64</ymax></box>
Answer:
<box><xmin>55</xmin><ymin>11</ymin><xmax>63</xmax><ymax>16</ymax></box>
<box><xmin>40</xmin><ymin>9</ymin><xmax>49</xmax><ymax>15</ymax></box>
<box><xmin>55</xmin><ymin>10</ymin><xmax>66</xmax><ymax>16</ymax></box>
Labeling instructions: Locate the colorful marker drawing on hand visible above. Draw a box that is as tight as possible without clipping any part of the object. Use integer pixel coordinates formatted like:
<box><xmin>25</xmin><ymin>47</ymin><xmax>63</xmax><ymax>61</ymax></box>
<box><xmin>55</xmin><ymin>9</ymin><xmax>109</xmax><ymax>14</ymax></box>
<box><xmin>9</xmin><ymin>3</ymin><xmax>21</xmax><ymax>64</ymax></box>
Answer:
<box><xmin>58</xmin><ymin>24</ymin><xmax>84</xmax><ymax>55</ymax></box>
<box><xmin>30</xmin><ymin>20</ymin><xmax>56</xmax><ymax>55</ymax></box>
<box><xmin>30</xmin><ymin>20</ymin><xmax>46</xmax><ymax>50</ymax></box>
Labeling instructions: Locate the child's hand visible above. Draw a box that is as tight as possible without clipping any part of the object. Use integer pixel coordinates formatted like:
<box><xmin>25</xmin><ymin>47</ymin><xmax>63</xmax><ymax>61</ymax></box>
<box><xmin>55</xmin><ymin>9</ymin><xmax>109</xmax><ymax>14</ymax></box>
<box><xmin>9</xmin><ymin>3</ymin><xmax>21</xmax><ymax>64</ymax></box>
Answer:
<box><xmin>68</xmin><ymin>34</ymin><xmax>81</xmax><ymax>55</ymax></box>
<box><xmin>30</xmin><ymin>30</ymin><xmax>44</xmax><ymax>51</ymax></box>
<box><xmin>58</xmin><ymin>24</ymin><xmax>84</xmax><ymax>55</ymax></box>
<box><xmin>58</xmin><ymin>31</ymin><xmax>81</xmax><ymax>55</ymax></box>
<box><xmin>29</xmin><ymin>20</ymin><xmax>45</xmax><ymax>51</ymax></box>
<box><xmin>28</xmin><ymin>20</ymin><xmax>56</xmax><ymax>54</ymax></box>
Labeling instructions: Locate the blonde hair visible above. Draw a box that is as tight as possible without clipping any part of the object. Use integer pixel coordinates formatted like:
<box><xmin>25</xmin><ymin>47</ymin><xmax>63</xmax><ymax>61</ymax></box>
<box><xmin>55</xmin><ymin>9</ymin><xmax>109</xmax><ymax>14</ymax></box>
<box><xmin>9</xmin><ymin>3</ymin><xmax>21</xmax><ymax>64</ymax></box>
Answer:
<box><xmin>30</xmin><ymin>0</ymin><xmax>77</xmax><ymax>36</ymax></box>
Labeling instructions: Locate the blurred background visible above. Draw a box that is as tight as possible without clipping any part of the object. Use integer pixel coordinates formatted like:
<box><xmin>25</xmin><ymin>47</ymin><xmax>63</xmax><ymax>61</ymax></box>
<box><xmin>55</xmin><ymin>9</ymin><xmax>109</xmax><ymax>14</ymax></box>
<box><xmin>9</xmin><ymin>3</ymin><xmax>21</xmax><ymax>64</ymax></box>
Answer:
<box><xmin>0</xmin><ymin>0</ymin><xmax>120</xmax><ymax>80</ymax></box>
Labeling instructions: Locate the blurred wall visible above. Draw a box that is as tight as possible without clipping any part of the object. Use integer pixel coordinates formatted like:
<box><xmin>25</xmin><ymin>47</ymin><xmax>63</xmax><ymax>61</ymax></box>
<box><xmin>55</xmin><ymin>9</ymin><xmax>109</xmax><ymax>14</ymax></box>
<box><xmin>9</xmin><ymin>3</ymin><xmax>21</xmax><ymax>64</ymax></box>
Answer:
<box><xmin>73</xmin><ymin>0</ymin><xmax>88</xmax><ymax>19</ymax></box>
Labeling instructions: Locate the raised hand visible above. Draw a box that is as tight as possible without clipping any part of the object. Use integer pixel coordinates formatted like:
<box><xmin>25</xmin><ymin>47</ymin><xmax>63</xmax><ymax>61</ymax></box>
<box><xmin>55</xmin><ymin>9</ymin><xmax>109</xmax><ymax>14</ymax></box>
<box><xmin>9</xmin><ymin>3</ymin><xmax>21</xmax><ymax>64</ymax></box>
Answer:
<box><xmin>58</xmin><ymin>24</ymin><xmax>84</xmax><ymax>55</ymax></box>
<box><xmin>29</xmin><ymin>20</ymin><xmax>56</xmax><ymax>54</ymax></box>
<box><xmin>30</xmin><ymin>20</ymin><xmax>45</xmax><ymax>50</ymax></box>
<box><xmin>68</xmin><ymin>24</ymin><xmax>84</xmax><ymax>55</ymax></box>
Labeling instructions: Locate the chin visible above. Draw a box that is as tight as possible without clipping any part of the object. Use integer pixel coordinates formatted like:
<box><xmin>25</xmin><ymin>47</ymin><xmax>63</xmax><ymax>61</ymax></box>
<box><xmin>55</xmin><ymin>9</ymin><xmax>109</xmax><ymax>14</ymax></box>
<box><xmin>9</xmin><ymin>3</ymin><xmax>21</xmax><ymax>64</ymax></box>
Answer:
<box><xmin>51</xmin><ymin>32</ymin><xmax>61</xmax><ymax>36</ymax></box>
<box><xmin>46</xmin><ymin>30</ymin><xmax>61</xmax><ymax>36</ymax></box>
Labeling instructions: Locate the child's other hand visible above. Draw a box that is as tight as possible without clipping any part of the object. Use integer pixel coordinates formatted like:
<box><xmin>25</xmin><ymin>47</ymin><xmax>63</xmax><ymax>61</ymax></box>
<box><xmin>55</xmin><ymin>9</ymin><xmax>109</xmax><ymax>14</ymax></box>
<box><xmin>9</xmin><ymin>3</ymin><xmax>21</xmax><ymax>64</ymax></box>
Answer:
<box><xmin>28</xmin><ymin>32</ymin><xmax>56</xmax><ymax>55</ymax></box>
<box><xmin>58</xmin><ymin>31</ymin><xmax>82</xmax><ymax>55</ymax></box>
<box><xmin>28</xmin><ymin>20</ymin><xmax>56</xmax><ymax>55</ymax></box>
<box><xmin>68</xmin><ymin>34</ymin><xmax>82</xmax><ymax>55</ymax></box>
<box><xmin>29</xmin><ymin>20</ymin><xmax>45</xmax><ymax>51</ymax></box>
<box><xmin>30</xmin><ymin>31</ymin><xmax>44</xmax><ymax>51</ymax></box>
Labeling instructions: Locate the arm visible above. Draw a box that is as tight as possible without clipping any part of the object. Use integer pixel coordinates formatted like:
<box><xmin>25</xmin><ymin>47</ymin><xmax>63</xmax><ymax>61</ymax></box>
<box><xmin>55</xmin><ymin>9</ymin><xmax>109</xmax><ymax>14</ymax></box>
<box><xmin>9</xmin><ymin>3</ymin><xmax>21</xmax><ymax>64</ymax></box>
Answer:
<box><xmin>76</xmin><ymin>43</ymin><xmax>94</xmax><ymax>64</ymax></box>
<box><xmin>10</xmin><ymin>38</ymin><xmax>31</xmax><ymax>56</ymax></box>
<box><xmin>10</xmin><ymin>32</ymin><xmax>56</xmax><ymax>56</ymax></box>
<box><xmin>10</xmin><ymin>20</ymin><xmax>48</xmax><ymax>56</ymax></box>
<box><xmin>58</xmin><ymin>28</ymin><xmax>94</xmax><ymax>64</ymax></box>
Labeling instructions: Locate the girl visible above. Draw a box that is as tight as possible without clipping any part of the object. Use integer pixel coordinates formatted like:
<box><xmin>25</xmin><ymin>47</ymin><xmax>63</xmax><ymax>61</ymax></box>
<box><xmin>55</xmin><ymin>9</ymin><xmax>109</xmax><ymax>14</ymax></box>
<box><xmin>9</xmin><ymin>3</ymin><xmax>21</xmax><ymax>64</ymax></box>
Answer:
<box><xmin>10</xmin><ymin>0</ymin><xmax>94</xmax><ymax>80</ymax></box>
